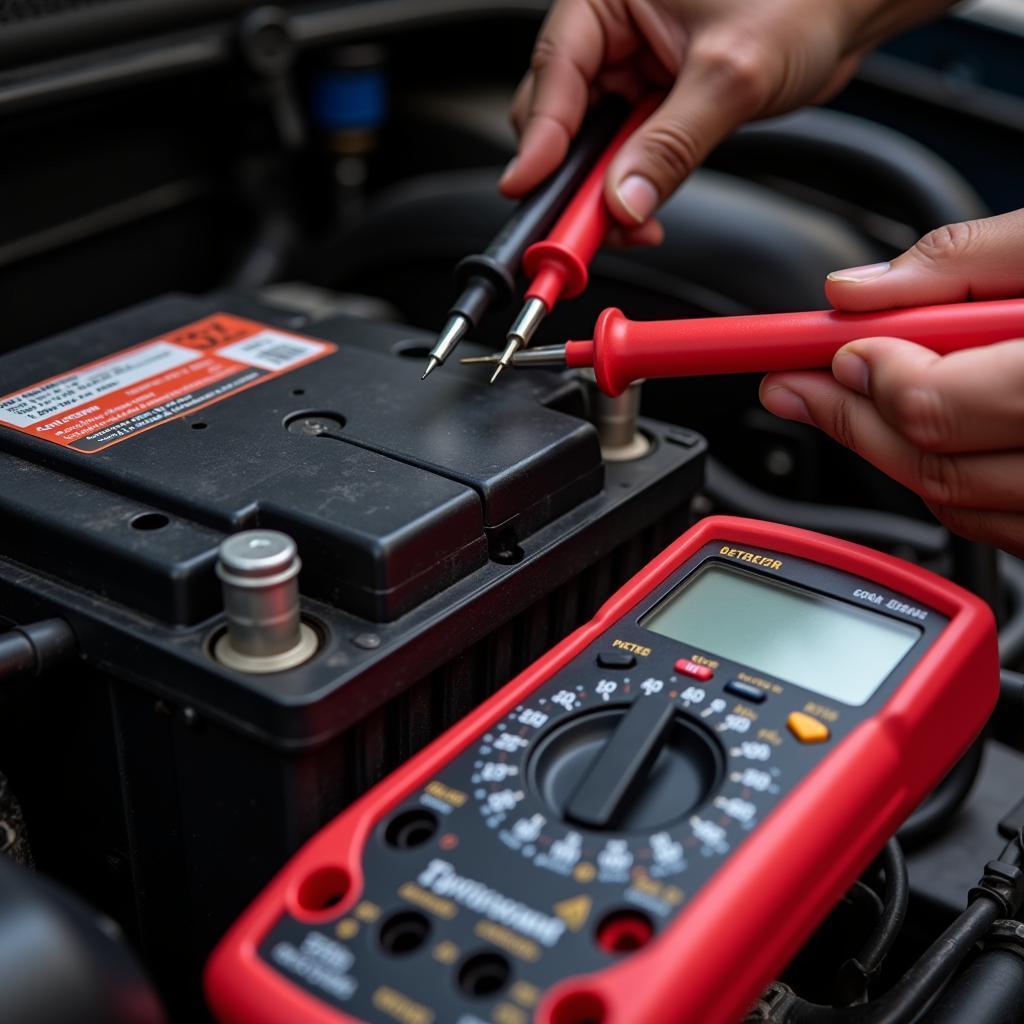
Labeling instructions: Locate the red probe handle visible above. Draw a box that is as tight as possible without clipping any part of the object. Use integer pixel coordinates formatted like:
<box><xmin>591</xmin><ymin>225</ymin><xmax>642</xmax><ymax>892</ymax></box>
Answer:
<box><xmin>522</xmin><ymin>96</ymin><xmax>661</xmax><ymax>308</ymax></box>
<box><xmin>569</xmin><ymin>299</ymin><xmax>1024</xmax><ymax>396</ymax></box>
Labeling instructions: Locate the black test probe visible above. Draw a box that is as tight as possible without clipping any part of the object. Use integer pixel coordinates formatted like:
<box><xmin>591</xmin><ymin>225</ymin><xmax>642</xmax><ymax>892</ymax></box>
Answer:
<box><xmin>421</xmin><ymin>93</ymin><xmax>631</xmax><ymax>379</ymax></box>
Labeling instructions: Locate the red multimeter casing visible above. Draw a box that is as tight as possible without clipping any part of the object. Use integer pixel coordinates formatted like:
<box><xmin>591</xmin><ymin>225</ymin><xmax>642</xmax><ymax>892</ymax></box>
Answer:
<box><xmin>205</xmin><ymin>516</ymin><xmax>998</xmax><ymax>1024</ymax></box>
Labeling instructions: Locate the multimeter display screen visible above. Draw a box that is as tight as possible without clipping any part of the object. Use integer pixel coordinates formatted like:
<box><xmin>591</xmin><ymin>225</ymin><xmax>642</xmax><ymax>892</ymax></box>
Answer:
<box><xmin>641</xmin><ymin>564</ymin><xmax>921</xmax><ymax>705</ymax></box>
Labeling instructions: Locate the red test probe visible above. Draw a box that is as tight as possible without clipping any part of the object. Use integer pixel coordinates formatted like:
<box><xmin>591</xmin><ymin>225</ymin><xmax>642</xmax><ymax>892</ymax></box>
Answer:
<box><xmin>465</xmin><ymin>298</ymin><xmax>1024</xmax><ymax>394</ymax></box>
<box><xmin>490</xmin><ymin>95</ymin><xmax>662</xmax><ymax>382</ymax></box>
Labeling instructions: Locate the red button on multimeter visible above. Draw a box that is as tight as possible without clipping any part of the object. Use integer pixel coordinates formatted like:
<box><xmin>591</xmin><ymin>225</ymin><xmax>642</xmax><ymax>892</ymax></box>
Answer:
<box><xmin>674</xmin><ymin>658</ymin><xmax>714</xmax><ymax>681</ymax></box>
<box><xmin>206</xmin><ymin>517</ymin><xmax>998</xmax><ymax>1024</ymax></box>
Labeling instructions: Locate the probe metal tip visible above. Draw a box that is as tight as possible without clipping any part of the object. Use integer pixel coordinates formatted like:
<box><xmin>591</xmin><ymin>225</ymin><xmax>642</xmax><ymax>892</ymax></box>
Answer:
<box><xmin>506</xmin><ymin>297</ymin><xmax>548</xmax><ymax>353</ymax></box>
<box><xmin>423</xmin><ymin>314</ymin><xmax>471</xmax><ymax>379</ymax></box>
<box><xmin>463</xmin><ymin>345</ymin><xmax>570</xmax><ymax>370</ymax></box>
<box><xmin>489</xmin><ymin>296</ymin><xmax>549</xmax><ymax>384</ymax></box>
<box><xmin>489</xmin><ymin>338</ymin><xmax>523</xmax><ymax>385</ymax></box>
<box><xmin>459</xmin><ymin>354</ymin><xmax>501</xmax><ymax>365</ymax></box>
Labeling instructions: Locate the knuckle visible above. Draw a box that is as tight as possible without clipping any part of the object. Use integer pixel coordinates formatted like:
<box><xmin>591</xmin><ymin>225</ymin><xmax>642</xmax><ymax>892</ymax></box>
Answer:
<box><xmin>890</xmin><ymin>385</ymin><xmax>955</xmax><ymax>449</ymax></box>
<box><xmin>915</xmin><ymin>451</ymin><xmax>963</xmax><ymax>506</ymax></box>
<box><xmin>530</xmin><ymin>34</ymin><xmax>559</xmax><ymax>73</ymax></box>
<box><xmin>828</xmin><ymin>396</ymin><xmax>859</xmax><ymax>453</ymax></box>
<box><xmin>641</xmin><ymin>121</ymin><xmax>702</xmax><ymax>183</ymax></box>
<box><xmin>697</xmin><ymin>38</ymin><xmax>772</xmax><ymax>109</ymax></box>
<box><xmin>912</xmin><ymin>220</ymin><xmax>980</xmax><ymax>266</ymax></box>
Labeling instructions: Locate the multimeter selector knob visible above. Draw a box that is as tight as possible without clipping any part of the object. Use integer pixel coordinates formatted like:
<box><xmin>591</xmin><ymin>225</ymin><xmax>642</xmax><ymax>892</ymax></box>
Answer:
<box><xmin>528</xmin><ymin>697</ymin><xmax>723</xmax><ymax>832</ymax></box>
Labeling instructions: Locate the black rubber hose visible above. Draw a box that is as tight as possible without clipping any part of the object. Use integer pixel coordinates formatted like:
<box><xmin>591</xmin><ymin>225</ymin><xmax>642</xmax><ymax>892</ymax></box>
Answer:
<box><xmin>780</xmin><ymin>898</ymin><xmax>1002</xmax><ymax>1024</ymax></box>
<box><xmin>779</xmin><ymin>835</ymin><xmax>1024</xmax><ymax>1023</ymax></box>
<box><xmin>841</xmin><ymin>840</ymin><xmax>909</xmax><ymax>1000</ymax></box>
<box><xmin>846</xmin><ymin>881</ymin><xmax>886</xmax><ymax>927</ymax></box>
<box><xmin>704</xmin><ymin>459</ymin><xmax>948</xmax><ymax>556</ymax></box>
<box><xmin>923</xmin><ymin>948</ymin><xmax>1024</xmax><ymax>1024</ymax></box>
<box><xmin>898</xmin><ymin>738</ymin><xmax>985</xmax><ymax>848</ymax></box>
<box><xmin>718</xmin><ymin>108</ymin><xmax>988</xmax><ymax>233</ymax></box>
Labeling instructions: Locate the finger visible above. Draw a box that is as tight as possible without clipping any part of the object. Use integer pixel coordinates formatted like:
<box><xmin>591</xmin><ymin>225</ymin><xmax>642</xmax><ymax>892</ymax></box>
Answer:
<box><xmin>926</xmin><ymin>506</ymin><xmax>1024</xmax><ymax>559</ymax></box>
<box><xmin>759</xmin><ymin>371</ymin><xmax>1024</xmax><ymax>510</ymax></box>
<box><xmin>604</xmin><ymin>33</ymin><xmax>772</xmax><ymax>224</ymax></box>
<box><xmin>509</xmin><ymin>72</ymin><xmax>534</xmax><ymax>135</ymax></box>
<box><xmin>500</xmin><ymin>0</ymin><xmax>605</xmax><ymax>197</ymax></box>
<box><xmin>825</xmin><ymin>208</ymin><xmax>1024</xmax><ymax>311</ymax></box>
<box><xmin>832</xmin><ymin>336</ymin><xmax>1024</xmax><ymax>453</ymax></box>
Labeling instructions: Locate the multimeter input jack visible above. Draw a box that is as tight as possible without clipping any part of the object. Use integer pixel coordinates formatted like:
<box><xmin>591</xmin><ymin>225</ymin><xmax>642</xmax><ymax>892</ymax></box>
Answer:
<box><xmin>456</xmin><ymin>952</ymin><xmax>511</xmax><ymax>999</ymax></box>
<box><xmin>384</xmin><ymin>809</ymin><xmax>439</xmax><ymax>850</ymax></box>
<box><xmin>378</xmin><ymin>911</ymin><xmax>431</xmax><ymax>956</ymax></box>
<box><xmin>595</xmin><ymin>910</ymin><xmax>655</xmax><ymax>954</ymax></box>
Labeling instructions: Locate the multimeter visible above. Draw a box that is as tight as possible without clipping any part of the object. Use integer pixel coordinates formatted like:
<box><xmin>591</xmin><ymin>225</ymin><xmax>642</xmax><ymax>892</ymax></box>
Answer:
<box><xmin>206</xmin><ymin>516</ymin><xmax>999</xmax><ymax>1024</ymax></box>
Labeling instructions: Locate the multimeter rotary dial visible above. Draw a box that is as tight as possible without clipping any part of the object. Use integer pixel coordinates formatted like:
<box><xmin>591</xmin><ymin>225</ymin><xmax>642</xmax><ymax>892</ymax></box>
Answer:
<box><xmin>470</xmin><ymin>671</ymin><xmax>782</xmax><ymax>883</ymax></box>
<box><xmin>529</xmin><ymin>703</ymin><xmax>722</xmax><ymax>832</ymax></box>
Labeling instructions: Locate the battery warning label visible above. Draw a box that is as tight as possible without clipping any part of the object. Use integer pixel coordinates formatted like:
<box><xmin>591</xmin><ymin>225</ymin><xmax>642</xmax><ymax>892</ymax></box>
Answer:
<box><xmin>0</xmin><ymin>314</ymin><xmax>336</xmax><ymax>454</ymax></box>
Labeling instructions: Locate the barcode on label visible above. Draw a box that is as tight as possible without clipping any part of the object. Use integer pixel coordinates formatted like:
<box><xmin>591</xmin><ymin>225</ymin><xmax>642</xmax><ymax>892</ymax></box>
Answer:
<box><xmin>218</xmin><ymin>331</ymin><xmax>325</xmax><ymax>371</ymax></box>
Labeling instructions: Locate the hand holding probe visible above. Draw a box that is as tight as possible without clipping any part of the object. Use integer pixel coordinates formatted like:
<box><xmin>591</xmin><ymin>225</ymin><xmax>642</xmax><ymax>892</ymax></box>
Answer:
<box><xmin>489</xmin><ymin>94</ymin><xmax>662</xmax><ymax>383</ymax></box>
<box><xmin>421</xmin><ymin>94</ymin><xmax>632</xmax><ymax>380</ymax></box>
<box><xmin>463</xmin><ymin>298</ymin><xmax>1024</xmax><ymax>394</ymax></box>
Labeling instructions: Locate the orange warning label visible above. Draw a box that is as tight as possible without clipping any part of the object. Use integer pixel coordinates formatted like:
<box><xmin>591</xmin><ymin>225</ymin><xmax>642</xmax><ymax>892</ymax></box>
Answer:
<box><xmin>0</xmin><ymin>313</ymin><xmax>336</xmax><ymax>454</ymax></box>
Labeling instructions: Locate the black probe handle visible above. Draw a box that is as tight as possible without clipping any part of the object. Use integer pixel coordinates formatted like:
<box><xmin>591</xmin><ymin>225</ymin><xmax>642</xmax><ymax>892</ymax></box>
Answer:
<box><xmin>450</xmin><ymin>93</ymin><xmax>632</xmax><ymax>325</ymax></box>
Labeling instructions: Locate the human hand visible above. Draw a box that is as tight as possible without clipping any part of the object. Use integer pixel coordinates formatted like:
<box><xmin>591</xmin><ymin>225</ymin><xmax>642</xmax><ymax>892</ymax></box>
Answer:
<box><xmin>760</xmin><ymin>209</ymin><xmax>1024</xmax><ymax>556</ymax></box>
<box><xmin>501</xmin><ymin>0</ymin><xmax>950</xmax><ymax>246</ymax></box>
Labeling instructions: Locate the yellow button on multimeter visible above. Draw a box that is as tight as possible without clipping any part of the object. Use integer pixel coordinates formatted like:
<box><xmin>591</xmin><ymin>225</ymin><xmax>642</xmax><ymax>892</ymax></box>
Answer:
<box><xmin>788</xmin><ymin>711</ymin><xmax>831</xmax><ymax>743</ymax></box>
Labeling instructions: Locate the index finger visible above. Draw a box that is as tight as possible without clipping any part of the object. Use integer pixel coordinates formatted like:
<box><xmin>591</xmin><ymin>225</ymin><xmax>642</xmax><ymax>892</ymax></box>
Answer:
<box><xmin>500</xmin><ymin>0</ymin><xmax>605</xmax><ymax>197</ymax></box>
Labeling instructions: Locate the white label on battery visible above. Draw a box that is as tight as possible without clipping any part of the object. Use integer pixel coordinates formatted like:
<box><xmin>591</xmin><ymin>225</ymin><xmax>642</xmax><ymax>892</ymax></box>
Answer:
<box><xmin>0</xmin><ymin>341</ymin><xmax>200</xmax><ymax>428</ymax></box>
<box><xmin>217</xmin><ymin>331</ymin><xmax>327</xmax><ymax>371</ymax></box>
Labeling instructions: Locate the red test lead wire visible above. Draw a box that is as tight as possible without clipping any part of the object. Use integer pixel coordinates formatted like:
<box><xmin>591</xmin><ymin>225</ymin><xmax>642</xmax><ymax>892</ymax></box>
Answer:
<box><xmin>489</xmin><ymin>95</ymin><xmax>662</xmax><ymax>382</ymax></box>
<box><xmin>466</xmin><ymin>298</ymin><xmax>1024</xmax><ymax>395</ymax></box>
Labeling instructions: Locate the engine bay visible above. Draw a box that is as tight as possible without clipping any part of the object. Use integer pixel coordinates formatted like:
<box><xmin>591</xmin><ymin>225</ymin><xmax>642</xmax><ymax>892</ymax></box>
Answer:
<box><xmin>2</xmin><ymin>3</ymin><xmax>1024</xmax><ymax>1022</ymax></box>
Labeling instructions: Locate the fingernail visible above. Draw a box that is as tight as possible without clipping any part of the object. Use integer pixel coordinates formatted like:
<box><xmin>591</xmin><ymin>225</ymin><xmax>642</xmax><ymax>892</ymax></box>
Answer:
<box><xmin>833</xmin><ymin>351</ymin><xmax>870</xmax><ymax>395</ymax></box>
<box><xmin>761</xmin><ymin>385</ymin><xmax>813</xmax><ymax>424</ymax></box>
<box><xmin>827</xmin><ymin>261</ymin><xmax>891</xmax><ymax>283</ymax></box>
<box><xmin>499</xmin><ymin>157</ymin><xmax>518</xmax><ymax>186</ymax></box>
<box><xmin>616</xmin><ymin>175</ymin><xmax>659</xmax><ymax>224</ymax></box>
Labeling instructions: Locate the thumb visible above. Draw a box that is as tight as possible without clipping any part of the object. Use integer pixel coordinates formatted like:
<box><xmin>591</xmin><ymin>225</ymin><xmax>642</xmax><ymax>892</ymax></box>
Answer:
<box><xmin>825</xmin><ymin>208</ymin><xmax>1024</xmax><ymax>312</ymax></box>
<box><xmin>604</xmin><ymin>40</ymin><xmax>769</xmax><ymax>224</ymax></box>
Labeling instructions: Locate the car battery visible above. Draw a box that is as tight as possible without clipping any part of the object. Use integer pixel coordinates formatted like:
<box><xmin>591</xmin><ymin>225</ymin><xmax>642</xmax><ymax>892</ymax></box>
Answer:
<box><xmin>0</xmin><ymin>292</ymin><xmax>704</xmax><ymax>1015</ymax></box>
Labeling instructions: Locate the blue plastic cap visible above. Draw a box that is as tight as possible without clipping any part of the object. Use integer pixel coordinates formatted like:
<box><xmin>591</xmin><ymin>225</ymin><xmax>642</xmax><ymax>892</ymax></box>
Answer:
<box><xmin>312</xmin><ymin>68</ymin><xmax>389</xmax><ymax>131</ymax></box>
